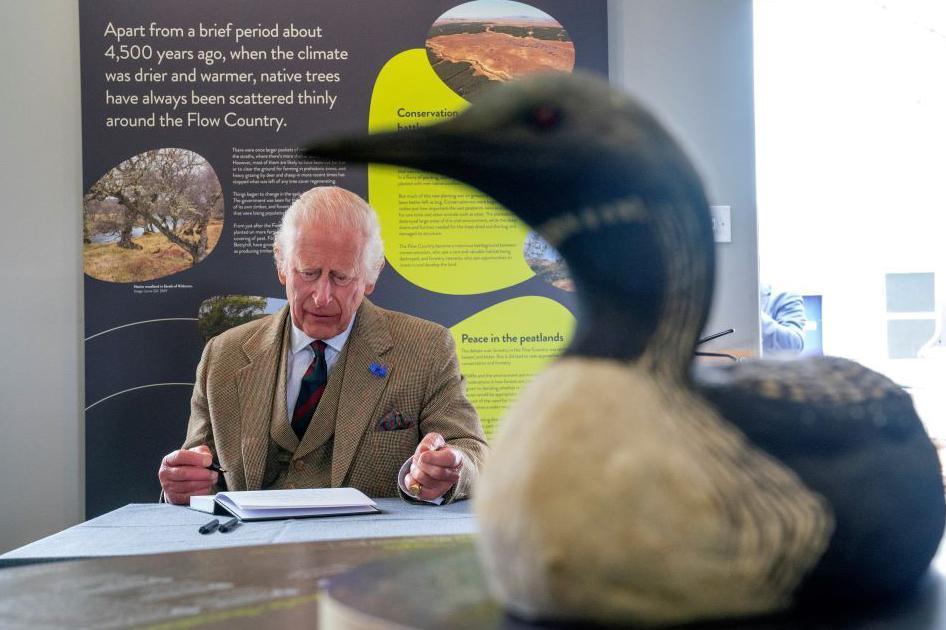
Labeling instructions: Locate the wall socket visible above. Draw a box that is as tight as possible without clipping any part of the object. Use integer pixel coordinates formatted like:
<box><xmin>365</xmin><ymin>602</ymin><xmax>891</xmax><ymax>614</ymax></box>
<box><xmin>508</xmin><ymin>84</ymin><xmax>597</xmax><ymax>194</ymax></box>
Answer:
<box><xmin>710</xmin><ymin>205</ymin><xmax>732</xmax><ymax>243</ymax></box>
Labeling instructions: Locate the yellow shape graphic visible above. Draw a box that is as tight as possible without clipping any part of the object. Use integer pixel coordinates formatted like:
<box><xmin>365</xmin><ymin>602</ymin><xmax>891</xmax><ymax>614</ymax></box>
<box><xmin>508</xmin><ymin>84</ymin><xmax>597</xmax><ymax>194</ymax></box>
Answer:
<box><xmin>368</xmin><ymin>49</ymin><xmax>533</xmax><ymax>295</ymax></box>
<box><xmin>450</xmin><ymin>297</ymin><xmax>575</xmax><ymax>438</ymax></box>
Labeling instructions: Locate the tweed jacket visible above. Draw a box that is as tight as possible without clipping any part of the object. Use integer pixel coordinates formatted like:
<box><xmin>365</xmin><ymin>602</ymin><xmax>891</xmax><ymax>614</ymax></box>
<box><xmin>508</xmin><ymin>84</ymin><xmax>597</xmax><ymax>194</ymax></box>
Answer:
<box><xmin>182</xmin><ymin>299</ymin><xmax>487</xmax><ymax>502</ymax></box>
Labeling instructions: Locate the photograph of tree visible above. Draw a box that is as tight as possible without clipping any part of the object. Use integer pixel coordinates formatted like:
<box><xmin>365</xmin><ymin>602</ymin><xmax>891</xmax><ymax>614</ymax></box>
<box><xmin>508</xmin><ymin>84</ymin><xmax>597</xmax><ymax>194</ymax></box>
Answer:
<box><xmin>197</xmin><ymin>295</ymin><xmax>268</xmax><ymax>341</ymax></box>
<box><xmin>83</xmin><ymin>148</ymin><xmax>224</xmax><ymax>282</ymax></box>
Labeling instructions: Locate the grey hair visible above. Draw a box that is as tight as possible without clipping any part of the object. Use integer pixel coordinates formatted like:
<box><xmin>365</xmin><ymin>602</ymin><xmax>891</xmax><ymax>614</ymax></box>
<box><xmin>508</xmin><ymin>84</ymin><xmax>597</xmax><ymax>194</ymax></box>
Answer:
<box><xmin>273</xmin><ymin>186</ymin><xmax>385</xmax><ymax>284</ymax></box>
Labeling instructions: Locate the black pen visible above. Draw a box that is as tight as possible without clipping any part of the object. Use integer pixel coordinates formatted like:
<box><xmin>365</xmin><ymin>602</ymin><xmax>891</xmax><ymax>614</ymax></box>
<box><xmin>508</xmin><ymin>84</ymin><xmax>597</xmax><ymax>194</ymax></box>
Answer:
<box><xmin>206</xmin><ymin>462</ymin><xmax>227</xmax><ymax>473</ymax></box>
<box><xmin>218</xmin><ymin>517</ymin><xmax>241</xmax><ymax>533</ymax></box>
<box><xmin>697</xmin><ymin>328</ymin><xmax>735</xmax><ymax>345</ymax></box>
<box><xmin>198</xmin><ymin>518</ymin><xmax>219</xmax><ymax>534</ymax></box>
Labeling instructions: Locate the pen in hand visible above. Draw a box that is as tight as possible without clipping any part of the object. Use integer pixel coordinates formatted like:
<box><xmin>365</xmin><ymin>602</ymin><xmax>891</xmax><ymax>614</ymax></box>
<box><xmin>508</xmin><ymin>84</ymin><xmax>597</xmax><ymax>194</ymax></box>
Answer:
<box><xmin>218</xmin><ymin>517</ymin><xmax>241</xmax><ymax>533</ymax></box>
<box><xmin>408</xmin><ymin>443</ymin><xmax>448</xmax><ymax>496</ymax></box>
<box><xmin>206</xmin><ymin>462</ymin><xmax>226</xmax><ymax>473</ymax></box>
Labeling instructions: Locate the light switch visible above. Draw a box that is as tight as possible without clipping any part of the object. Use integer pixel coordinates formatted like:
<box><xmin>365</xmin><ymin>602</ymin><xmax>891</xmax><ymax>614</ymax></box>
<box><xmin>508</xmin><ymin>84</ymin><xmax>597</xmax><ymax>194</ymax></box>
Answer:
<box><xmin>710</xmin><ymin>205</ymin><xmax>731</xmax><ymax>243</ymax></box>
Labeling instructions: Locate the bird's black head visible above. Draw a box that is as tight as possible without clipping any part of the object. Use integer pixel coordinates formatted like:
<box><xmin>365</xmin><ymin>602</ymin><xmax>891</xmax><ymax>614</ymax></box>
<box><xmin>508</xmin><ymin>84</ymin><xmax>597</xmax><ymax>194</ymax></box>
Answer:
<box><xmin>305</xmin><ymin>72</ymin><xmax>716</xmax><ymax>376</ymax></box>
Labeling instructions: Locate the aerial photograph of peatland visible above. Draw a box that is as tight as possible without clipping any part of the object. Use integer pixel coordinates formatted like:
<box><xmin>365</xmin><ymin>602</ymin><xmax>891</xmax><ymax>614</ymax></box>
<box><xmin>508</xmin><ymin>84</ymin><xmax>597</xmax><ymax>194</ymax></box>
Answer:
<box><xmin>426</xmin><ymin>0</ymin><xmax>575</xmax><ymax>101</ymax></box>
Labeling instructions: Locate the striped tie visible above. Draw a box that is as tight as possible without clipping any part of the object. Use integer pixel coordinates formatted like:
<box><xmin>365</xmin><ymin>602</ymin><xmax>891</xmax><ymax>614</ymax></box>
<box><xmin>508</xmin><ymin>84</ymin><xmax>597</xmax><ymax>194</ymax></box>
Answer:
<box><xmin>291</xmin><ymin>340</ymin><xmax>327</xmax><ymax>439</ymax></box>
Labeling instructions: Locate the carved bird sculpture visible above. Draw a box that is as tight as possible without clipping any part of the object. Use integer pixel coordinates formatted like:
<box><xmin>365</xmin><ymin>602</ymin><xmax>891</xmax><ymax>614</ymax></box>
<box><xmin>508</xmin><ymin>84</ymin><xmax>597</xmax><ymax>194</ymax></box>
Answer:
<box><xmin>304</xmin><ymin>72</ymin><xmax>945</xmax><ymax>627</ymax></box>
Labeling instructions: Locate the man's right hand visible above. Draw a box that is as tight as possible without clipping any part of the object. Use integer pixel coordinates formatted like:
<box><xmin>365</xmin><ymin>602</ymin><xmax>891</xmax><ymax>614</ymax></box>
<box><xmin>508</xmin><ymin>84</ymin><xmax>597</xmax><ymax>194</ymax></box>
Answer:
<box><xmin>158</xmin><ymin>445</ymin><xmax>218</xmax><ymax>505</ymax></box>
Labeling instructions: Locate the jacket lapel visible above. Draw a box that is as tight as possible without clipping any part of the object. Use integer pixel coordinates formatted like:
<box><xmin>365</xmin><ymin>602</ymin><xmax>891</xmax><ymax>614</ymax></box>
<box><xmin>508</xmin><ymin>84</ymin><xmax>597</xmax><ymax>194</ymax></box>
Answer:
<box><xmin>236</xmin><ymin>306</ymin><xmax>290</xmax><ymax>491</ymax></box>
<box><xmin>331</xmin><ymin>300</ymin><xmax>394</xmax><ymax>486</ymax></box>
<box><xmin>269</xmin><ymin>319</ymin><xmax>298</xmax><ymax>454</ymax></box>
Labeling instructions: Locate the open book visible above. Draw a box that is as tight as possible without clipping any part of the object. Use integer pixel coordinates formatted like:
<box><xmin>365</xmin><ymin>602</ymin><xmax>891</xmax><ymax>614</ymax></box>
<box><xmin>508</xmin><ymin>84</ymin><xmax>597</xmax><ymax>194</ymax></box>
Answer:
<box><xmin>189</xmin><ymin>487</ymin><xmax>379</xmax><ymax>521</ymax></box>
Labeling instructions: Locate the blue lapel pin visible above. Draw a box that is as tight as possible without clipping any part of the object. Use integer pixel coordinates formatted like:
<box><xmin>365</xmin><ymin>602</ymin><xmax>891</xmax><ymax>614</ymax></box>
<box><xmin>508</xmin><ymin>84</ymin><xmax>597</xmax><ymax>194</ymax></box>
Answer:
<box><xmin>369</xmin><ymin>362</ymin><xmax>387</xmax><ymax>378</ymax></box>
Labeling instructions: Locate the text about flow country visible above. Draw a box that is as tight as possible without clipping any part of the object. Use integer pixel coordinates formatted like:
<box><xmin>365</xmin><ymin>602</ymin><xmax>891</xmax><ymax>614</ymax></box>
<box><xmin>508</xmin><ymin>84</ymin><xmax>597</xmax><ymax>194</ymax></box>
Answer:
<box><xmin>101</xmin><ymin>21</ymin><xmax>350</xmax><ymax>132</ymax></box>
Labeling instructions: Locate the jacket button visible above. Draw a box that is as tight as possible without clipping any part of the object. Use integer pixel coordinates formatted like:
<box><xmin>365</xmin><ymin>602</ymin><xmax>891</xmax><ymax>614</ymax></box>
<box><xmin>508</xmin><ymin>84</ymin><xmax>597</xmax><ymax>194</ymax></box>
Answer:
<box><xmin>293</xmin><ymin>460</ymin><xmax>305</xmax><ymax>472</ymax></box>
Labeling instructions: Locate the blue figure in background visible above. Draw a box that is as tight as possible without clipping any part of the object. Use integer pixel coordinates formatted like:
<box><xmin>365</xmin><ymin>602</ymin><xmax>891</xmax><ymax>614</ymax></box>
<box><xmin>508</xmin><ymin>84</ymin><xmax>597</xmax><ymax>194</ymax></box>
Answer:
<box><xmin>760</xmin><ymin>284</ymin><xmax>806</xmax><ymax>356</ymax></box>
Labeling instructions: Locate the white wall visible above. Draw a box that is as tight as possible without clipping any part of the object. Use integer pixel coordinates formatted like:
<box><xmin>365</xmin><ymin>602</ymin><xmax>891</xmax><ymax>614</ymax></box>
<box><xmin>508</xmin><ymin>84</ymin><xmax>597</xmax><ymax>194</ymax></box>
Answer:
<box><xmin>609</xmin><ymin>0</ymin><xmax>760</xmax><ymax>354</ymax></box>
<box><xmin>0</xmin><ymin>0</ymin><xmax>84</xmax><ymax>553</ymax></box>
<box><xmin>0</xmin><ymin>0</ymin><xmax>756</xmax><ymax>553</ymax></box>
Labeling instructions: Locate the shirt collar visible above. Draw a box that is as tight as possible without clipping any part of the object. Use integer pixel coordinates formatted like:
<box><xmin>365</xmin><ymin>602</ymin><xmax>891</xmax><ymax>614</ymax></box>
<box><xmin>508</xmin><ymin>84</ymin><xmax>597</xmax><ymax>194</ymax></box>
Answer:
<box><xmin>289</xmin><ymin>313</ymin><xmax>356</xmax><ymax>355</ymax></box>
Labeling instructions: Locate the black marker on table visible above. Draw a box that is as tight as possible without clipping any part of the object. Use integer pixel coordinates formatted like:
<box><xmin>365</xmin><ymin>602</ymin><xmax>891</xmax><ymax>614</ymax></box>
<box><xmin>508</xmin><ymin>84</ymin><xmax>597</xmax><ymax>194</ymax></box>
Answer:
<box><xmin>218</xmin><ymin>517</ymin><xmax>241</xmax><ymax>533</ymax></box>
<box><xmin>198</xmin><ymin>519</ymin><xmax>219</xmax><ymax>535</ymax></box>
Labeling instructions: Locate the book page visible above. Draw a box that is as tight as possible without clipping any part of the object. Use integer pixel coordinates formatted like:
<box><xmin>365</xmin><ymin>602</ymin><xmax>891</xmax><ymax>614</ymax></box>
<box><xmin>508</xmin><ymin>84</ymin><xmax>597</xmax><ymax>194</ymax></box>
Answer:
<box><xmin>224</xmin><ymin>488</ymin><xmax>376</xmax><ymax>509</ymax></box>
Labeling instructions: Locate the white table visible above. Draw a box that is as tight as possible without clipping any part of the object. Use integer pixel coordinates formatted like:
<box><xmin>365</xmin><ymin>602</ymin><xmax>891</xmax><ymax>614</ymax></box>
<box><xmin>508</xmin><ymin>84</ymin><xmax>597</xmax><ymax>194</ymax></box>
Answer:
<box><xmin>0</xmin><ymin>498</ymin><xmax>475</xmax><ymax>566</ymax></box>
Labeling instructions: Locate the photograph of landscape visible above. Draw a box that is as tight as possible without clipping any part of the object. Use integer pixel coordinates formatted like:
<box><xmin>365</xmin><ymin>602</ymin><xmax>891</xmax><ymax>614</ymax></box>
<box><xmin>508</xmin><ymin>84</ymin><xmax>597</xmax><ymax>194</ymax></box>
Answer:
<box><xmin>83</xmin><ymin>148</ymin><xmax>224</xmax><ymax>283</ymax></box>
<box><xmin>524</xmin><ymin>231</ymin><xmax>574</xmax><ymax>292</ymax></box>
<box><xmin>426</xmin><ymin>0</ymin><xmax>575</xmax><ymax>101</ymax></box>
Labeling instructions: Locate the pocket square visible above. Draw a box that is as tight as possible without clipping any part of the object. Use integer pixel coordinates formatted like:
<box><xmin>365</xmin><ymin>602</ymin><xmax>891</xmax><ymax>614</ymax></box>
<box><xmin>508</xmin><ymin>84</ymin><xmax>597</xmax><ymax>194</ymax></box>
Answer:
<box><xmin>376</xmin><ymin>410</ymin><xmax>416</xmax><ymax>431</ymax></box>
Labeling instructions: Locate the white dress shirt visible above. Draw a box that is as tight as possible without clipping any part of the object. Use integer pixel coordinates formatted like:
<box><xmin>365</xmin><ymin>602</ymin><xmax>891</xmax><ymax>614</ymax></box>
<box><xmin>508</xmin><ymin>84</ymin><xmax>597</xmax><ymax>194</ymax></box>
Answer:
<box><xmin>285</xmin><ymin>316</ymin><xmax>355</xmax><ymax>419</ymax></box>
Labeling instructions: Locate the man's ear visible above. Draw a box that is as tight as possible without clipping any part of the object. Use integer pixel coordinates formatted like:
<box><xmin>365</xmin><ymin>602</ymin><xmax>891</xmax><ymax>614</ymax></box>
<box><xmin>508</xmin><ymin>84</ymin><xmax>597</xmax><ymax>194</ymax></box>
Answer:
<box><xmin>275</xmin><ymin>262</ymin><xmax>287</xmax><ymax>286</ymax></box>
<box><xmin>364</xmin><ymin>259</ymin><xmax>384</xmax><ymax>295</ymax></box>
<box><xmin>274</xmin><ymin>246</ymin><xmax>287</xmax><ymax>285</ymax></box>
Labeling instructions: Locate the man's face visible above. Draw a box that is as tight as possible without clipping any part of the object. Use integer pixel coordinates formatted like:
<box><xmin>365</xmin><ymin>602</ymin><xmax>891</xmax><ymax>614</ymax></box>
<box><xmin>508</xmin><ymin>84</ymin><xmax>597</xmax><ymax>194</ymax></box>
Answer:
<box><xmin>278</xmin><ymin>220</ymin><xmax>376</xmax><ymax>340</ymax></box>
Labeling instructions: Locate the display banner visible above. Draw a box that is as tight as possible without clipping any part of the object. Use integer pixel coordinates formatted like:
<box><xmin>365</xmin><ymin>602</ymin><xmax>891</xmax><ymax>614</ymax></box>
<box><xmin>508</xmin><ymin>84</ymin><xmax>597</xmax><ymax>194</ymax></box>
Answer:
<box><xmin>80</xmin><ymin>0</ymin><xmax>608</xmax><ymax>516</ymax></box>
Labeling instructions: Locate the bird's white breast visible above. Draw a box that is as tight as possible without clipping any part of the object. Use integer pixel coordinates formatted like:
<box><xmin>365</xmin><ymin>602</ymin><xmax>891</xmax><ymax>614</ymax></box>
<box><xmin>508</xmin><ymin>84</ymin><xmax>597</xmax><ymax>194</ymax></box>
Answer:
<box><xmin>474</xmin><ymin>357</ymin><xmax>833</xmax><ymax>626</ymax></box>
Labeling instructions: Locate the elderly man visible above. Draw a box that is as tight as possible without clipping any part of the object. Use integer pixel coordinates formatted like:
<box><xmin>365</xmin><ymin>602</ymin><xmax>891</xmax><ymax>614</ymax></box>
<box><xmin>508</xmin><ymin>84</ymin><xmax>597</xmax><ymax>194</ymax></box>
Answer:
<box><xmin>159</xmin><ymin>186</ymin><xmax>487</xmax><ymax>504</ymax></box>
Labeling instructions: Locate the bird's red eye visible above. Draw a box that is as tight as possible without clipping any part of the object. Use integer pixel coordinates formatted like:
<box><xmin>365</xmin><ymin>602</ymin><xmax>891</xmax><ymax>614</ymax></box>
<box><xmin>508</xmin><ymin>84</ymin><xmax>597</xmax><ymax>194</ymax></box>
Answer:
<box><xmin>529</xmin><ymin>104</ymin><xmax>563</xmax><ymax>130</ymax></box>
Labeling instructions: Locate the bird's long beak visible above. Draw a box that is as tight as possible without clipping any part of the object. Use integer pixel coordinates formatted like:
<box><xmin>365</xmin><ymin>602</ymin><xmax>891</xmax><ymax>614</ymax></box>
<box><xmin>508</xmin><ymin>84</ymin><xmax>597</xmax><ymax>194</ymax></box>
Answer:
<box><xmin>302</xmin><ymin>122</ymin><xmax>466</xmax><ymax>179</ymax></box>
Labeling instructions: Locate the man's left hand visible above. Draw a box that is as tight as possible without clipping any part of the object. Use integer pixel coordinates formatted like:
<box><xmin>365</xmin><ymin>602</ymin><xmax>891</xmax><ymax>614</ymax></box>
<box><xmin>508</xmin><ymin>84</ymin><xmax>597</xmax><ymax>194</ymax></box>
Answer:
<box><xmin>405</xmin><ymin>432</ymin><xmax>462</xmax><ymax>501</ymax></box>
